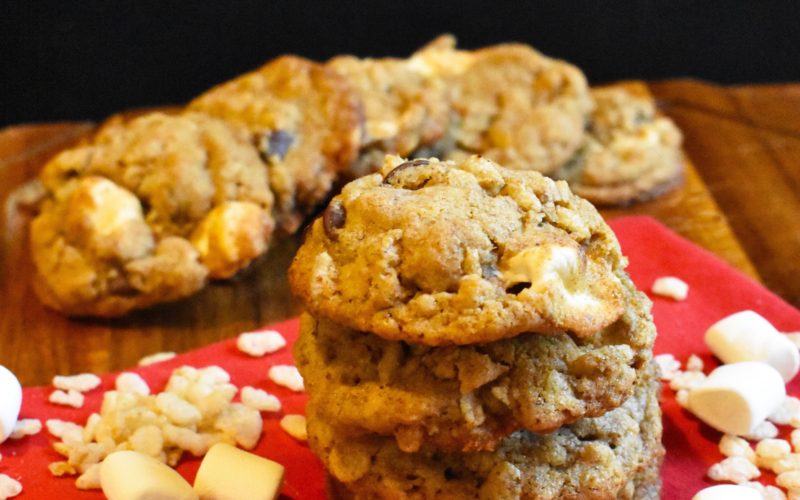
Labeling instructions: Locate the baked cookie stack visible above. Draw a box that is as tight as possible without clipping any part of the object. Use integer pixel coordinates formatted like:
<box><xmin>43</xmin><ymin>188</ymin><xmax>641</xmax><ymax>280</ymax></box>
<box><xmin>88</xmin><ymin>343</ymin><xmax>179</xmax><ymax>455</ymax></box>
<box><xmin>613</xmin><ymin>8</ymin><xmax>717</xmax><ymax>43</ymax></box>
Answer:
<box><xmin>289</xmin><ymin>155</ymin><xmax>663</xmax><ymax>499</ymax></box>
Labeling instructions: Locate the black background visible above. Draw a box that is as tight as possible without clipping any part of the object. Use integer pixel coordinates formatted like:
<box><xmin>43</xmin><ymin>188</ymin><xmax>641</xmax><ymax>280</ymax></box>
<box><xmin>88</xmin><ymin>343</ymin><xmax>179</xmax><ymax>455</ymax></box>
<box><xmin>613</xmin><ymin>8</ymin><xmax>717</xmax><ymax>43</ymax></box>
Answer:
<box><xmin>3</xmin><ymin>1</ymin><xmax>798</xmax><ymax>126</ymax></box>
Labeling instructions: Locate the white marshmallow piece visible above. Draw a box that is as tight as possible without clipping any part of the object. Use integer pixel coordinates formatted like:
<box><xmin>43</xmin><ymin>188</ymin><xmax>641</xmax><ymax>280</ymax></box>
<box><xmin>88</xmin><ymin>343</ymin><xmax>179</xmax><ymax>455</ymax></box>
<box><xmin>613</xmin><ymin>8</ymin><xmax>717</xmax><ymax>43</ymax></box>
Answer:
<box><xmin>688</xmin><ymin>361</ymin><xmax>786</xmax><ymax>436</ymax></box>
<box><xmin>193</xmin><ymin>443</ymin><xmax>285</xmax><ymax>500</ymax></box>
<box><xmin>0</xmin><ymin>365</ymin><xmax>22</xmax><ymax>444</ymax></box>
<box><xmin>705</xmin><ymin>310</ymin><xmax>800</xmax><ymax>382</ymax></box>
<box><xmin>100</xmin><ymin>450</ymin><xmax>197</xmax><ymax>500</ymax></box>
<box><xmin>692</xmin><ymin>484</ymin><xmax>762</xmax><ymax>500</ymax></box>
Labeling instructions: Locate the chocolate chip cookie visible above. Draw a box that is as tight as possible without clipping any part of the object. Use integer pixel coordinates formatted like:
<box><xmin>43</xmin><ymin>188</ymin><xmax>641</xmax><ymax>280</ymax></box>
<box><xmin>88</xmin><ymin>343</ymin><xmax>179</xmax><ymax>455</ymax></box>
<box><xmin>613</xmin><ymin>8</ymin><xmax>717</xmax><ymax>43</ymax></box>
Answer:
<box><xmin>289</xmin><ymin>155</ymin><xmax>628</xmax><ymax>345</ymax></box>
<box><xmin>314</xmin><ymin>362</ymin><xmax>663</xmax><ymax>500</ymax></box>
<box><xmin>32</xmin><ymin>112</ymin><xmax>275</xmax><ymax>316</ymax></box>
<box><xmin>554</xmin><ymin>84</ymin><xmax>684</xmax><ymax>206</ymax></box>
<box><xmin>190</xmin><ymin>55</ymin><xmax>363</xmax><ymax>233</ymax></box>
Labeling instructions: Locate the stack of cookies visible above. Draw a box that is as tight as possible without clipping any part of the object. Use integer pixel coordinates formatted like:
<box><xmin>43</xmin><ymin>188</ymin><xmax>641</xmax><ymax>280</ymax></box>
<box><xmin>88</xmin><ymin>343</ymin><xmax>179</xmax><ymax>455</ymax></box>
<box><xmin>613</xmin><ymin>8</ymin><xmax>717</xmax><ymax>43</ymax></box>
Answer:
<box><xmin>289</xmin><ymin>155</ymin><xmax>663</xmax><ymax>499</ymax></box>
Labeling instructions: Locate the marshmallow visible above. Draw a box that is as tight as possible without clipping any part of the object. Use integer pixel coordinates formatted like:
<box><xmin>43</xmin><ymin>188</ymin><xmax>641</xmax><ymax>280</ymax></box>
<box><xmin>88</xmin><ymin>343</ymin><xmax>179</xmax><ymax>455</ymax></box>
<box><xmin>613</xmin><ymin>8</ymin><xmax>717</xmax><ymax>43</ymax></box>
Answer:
<box><xmin>0</xmin><ymin>365</ymin><xmax>22</xmax><ymax>444</ymax></box>
<box><xmin>193</xmin><ymin>443</ymin><xmax>284</xmax><ymax>500</ymax></box>
<box><xmin>688</xmin><ymin>362</ymin><xmax>786</xmax><ymax>435</ymax></box>
<box><xmin>692</xmin><ymin>484</ymin><xmax>762</xmax><ymax>500</ymax></box>
<box><xmin>705</xmin><ymin>310</ymin><xmax>800</xmax><ymax>382</ymax></box>
<box><xmin>100</xmin><ymin>451</ymin><xmax>197</xmax><ymax>500</ymax></box>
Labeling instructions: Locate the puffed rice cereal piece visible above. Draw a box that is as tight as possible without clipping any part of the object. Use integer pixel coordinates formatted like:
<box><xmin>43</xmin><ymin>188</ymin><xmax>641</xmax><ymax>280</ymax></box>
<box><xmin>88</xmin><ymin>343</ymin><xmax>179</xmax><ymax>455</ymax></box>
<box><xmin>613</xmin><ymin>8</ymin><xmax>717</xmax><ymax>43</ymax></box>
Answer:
<box><xmin>9</xmin><ymin>419</ymin><xmax>42</xmax><ymax>439</ymax></box>
<box><xmin>770</xmin><ymin>397</ymin><xmax>800</xmax><ymax>426</ymax></box>
<box><xmin>777</xmin><ymin>470</ymin><xmax>800</xmax><ymax>491</ymax></box>
<box><xmin>743</xmin><ymin>482</ymin><xmax>787</xmax><ymax>500</ymax></box>
<box><xmin>280</xmin><ymin>414</ymin><xmax>307</xmax><ymax>441</ymax></box>
<box><xmin>46</xmin><ymin>419</ymin><xmax>84</xmax><ymax>443</ymax></box>
<box><xmin>49</xmin><ymin>389</ymin><xmax>85</xmax><ymax>408</ymax></box>
<box><xmin>757</xmin><ymin>438</ymin><xmax>792</xmax><ymax>470</ymax></box>
<box><xmin>155</xmin><ymin>393</ymin><xmax>202</xmax><ymax>427</ymax></box>
<box><xmin>773</xmin><ymin>454</ymin><xmax>800</xmax><ymax>474</ymax></box>
<box><xmin>75</xmin><ymin>463</ymin><xmax>101</xmax><ymax>490</ymax></box>
<box><xmin>670</xmin><ymin>370</ymin><xmax>706</xmax><ymax>391</ymax></box>
<box><xmin>676</xmin><ymin>389</ymin><xmax>690</xmax><ymax>408</ymax></box>
<box><xmin>652</xmin><ymin>276</ymin><xmax>689</xmax><ymax>300</ymax></box>
<box><xmin>213</xmin><ymin>403</ymin><xmax>262</xmax><ymax>449</ymax></box>
<box><xmin>747</xmin><ymin>421</ymin><xmax>780</xmax><ymax>441</ymax></box>
<box><xmin>268</xmin><ymin>365</ymin><xmax>304</xmax><ymax>392</ymax></box>
<box><xmin>708</xmin><ymin>456</ymin><xmax>761</xmax><ymax>484</ymax></box>
<box><xmin>236</xmin><ymin>330</ymin><xmax>286</xmax><ymax>357</ymax></box>
<box><xmin>0</xmin><ymin>474</ymin><xmax>22</xmax><ymax>498</ymax></box>
<box><xmin>53</xmin><ymin>373</ymin><xmax>101</xmax><ymax>393</ymax></box>
<box><xmin>655</xmin><ymin>353</ymin><xmax>682</xmax><ymax>381</ymax></box>
<box><xmin>720</xmin><ymin>434</ymin><xmax>756</xmax><ymax>462</ymax></box>
<box><xmin>240</xmin><ymin>387</ymin><xmax>281</xmax><ymax>413</ymax></box>
<box><xmin>686</xmin><ymin>354</ymin><xmax>704</xmax><ymax>372</ymax></box>
<box><xmin>115</xmin><ymin>372</ymin><xmax>150</xmax><ymax>395</ymax></box>
<box><xmin>137</xmin><ymin>352</ymin><xmax>176</xmax><ymax>366</ymax></box>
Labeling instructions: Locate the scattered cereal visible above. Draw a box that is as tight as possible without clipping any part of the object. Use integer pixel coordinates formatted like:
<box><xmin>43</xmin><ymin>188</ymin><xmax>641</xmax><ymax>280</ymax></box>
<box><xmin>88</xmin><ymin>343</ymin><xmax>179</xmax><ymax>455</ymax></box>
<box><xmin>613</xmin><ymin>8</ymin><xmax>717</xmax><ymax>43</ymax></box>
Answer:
<box><xmin>0</xmin><ymin>474</ymin><xmax>21</xmax><ymax>498</ymax></box>
<box><xmin>240</xmin><ymin>387</ymin><xmax>281</xmax><ymax>413</ymax></box>
<box><xmin>708</xmin><ymin>456</ymin><xmax>761</xmax><ymax>483</ymax></box>
<box><xmin>280</xmin><ymin>414</ymin><xmax>307</xmax><ymax>441</ymax></box>
<box><xmin>137</xmin><ymin>352</ymin><xmax>176</xmax><ymax>367</ymax></box>
<box><xmin>686</xmin><ymin>354</ymin><xmax>704</xmax><ymax>372</ymax></box>
<box><xmin>676</xmin><ymin>389</ymin><xmax>690</xmax><ymax>408</ymax></box>
<box><xmin>652</xmin><ymin>276</ymin><xmax>689</xmax><ymax>301</ymax></box>
<box><xmin>268</xmin><ymin>365</ymin><xmax>304</xmax><ymax>392</ymax></box>
<box><xmin>669</xmin><ymin>370</ymin><xmax>706</xmax><ymax>391</ymax></box>
<box><xmin>236</xmin><ymin>330</ymin><xmax>286</xmax><ymax>357</ymax></box>
<box><xmin>49</xmin><ymin>389</ymin><xmax>84</xmax><ymax>408</ymax></box>
<box><xmin>655</xmin><ymin>353</ymin><xmax>681</xmax><ymax>381</ymax></box>
<box><xmin>756</xmin><ymin>438</ymin><xmax>791</xmax><ymax>470</ymax></box>
<box><xmin>75</xmin><ymin>463</ymin><xmax>101</xmax><ymax>490</ymax></box>
<box><xmin>52</xmin><ymin>373</ymin><xmax>101</xmax><ymax>393</ymax></box>
<box><xmin>744</xmin><ymin>481</ymin><xmax>787</xmax><ymax>500</ymax></box>
<box><xmin>9</xmin><ymin>419</ymin><xmax>41</xmax><ymax>439</ymax></box>
<box><xmin>777</xmin><ymin>470</ymin><xmax>800</xmax><ymax>491</ymax></box>
<box><xmin>773</xmin><ymin>454</ymin><xmax>800</xmax><ymax>474</ymax></box>
<box><xmin>770</xmin><ymin>397</ymin><xmax>800</xmax><ymax>426</ymax></box>
<box><xmin>720</xmin><ymin>434</ymin><xmax>756</xmax><ymax>462</ymax></box>
<box><xmin>746</xmin><ymin>421</ymin><xmax>780</xmax><ymax>441</ymax></box>
<box><xmin>46</xmin><ymin>419</ymin><xmax>83</xmax><ymax>442</ymax></box>
<box><xmin>115</xmin><ymin>372</ymin><xmax>150</xmax><ymax>395</ymax></box>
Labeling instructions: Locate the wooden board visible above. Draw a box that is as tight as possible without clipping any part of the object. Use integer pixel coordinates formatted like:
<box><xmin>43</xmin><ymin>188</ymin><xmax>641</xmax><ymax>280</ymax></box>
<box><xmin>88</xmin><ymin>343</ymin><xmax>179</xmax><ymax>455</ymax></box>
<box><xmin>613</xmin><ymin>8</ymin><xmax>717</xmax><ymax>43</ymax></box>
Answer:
<box><xmin>1</xmin><ymin>79</ymin><xmax>798</xmax><ymax>386</ymax></box>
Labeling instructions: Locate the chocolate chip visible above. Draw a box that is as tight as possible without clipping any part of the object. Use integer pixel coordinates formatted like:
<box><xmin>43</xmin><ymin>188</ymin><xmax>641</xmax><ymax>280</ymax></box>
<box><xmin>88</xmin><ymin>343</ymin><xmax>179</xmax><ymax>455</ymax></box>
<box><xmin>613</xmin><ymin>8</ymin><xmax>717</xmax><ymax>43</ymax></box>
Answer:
<box><xmin>260</xmin><ymin>130</ymin><xmax>294</xmax><ymax>161</ymax></box>
<box><xmin>322</xmin><ymin>201</ymin><xmax>346</xmax><ymax>240</ymax></box>
<box><xmin>382</xmin><ymin>159</ymin><xmax>430</xmax><ymax>185</ymax></box>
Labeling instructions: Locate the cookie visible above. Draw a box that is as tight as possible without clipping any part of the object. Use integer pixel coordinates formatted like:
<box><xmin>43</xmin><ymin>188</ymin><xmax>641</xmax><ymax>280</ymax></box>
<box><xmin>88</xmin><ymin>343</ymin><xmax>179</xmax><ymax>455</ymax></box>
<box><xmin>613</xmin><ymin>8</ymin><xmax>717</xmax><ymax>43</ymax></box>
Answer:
<box><xmin>313</xmin><ymin>362</ymin><xmax>663</xmax><ymax>500</ymax></box>
<box><xmin>289</xmin><ymin>155</ymin><xmax>628</xmax><ymax>345</ymax></box>
<box><xmin>295</xmin><ymin>281</ymin><xmax>654</xmax><ymax>451</ymax></box>
<box><xmin>190</xmin><ymin>55</ymin><xmax>363</xmax><ymax>233</ymax></box>
<box><xmin>555</xmin><ymin>85</ymin><xmax>685</xmax><ymax>206</ymax></box>
<box><xmin>32</xmin><ymin>112</ymin><xmax>275</xmax><ymax>316</ymax></box>
<box><xmin>327</xmin><ymin>54</ymin><xmax>450</xmax><ymax>179</ymax></box>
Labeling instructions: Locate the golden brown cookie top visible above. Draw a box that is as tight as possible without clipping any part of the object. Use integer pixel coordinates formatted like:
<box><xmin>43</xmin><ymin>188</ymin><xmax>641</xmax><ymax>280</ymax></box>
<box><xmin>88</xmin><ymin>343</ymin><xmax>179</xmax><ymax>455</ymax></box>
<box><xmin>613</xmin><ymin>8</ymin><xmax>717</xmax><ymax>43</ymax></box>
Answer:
<box><xmin>189</xmin><ymin>55</ymin><xmax>363</xmax><ymax>233</ymax></box>
<box><xmin>289</xmin><ymin>155</ymin><xmax>628</xmax><ymax>345</ymax></box>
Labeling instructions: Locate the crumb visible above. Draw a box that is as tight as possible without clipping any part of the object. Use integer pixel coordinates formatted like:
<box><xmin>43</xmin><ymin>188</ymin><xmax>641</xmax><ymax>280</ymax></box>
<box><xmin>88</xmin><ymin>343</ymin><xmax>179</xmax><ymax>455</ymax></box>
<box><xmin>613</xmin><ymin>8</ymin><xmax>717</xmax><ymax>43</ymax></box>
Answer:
<box><xmin>280</xmin><ymin>414</ymin><xmax>307</xmax><ymax>441</ymax></box>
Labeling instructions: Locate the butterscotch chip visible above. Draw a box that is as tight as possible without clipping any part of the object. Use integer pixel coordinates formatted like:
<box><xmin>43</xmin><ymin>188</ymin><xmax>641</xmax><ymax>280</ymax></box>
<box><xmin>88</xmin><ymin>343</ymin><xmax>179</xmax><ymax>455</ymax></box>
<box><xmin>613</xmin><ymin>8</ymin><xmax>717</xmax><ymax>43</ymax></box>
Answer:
<box><xmin>289</xmin><ymin>155</ymin><xmax>628</xmax><ymax>345</ymax></box>
<box><xmin>555</xmin><ymin>85</ymin><xmax>685</xmax><ymax>206</ymax></box>
<box><xmin>314</xmin><ymin>363</ymin><xmax>663</xmax><ymax>500</ymax></box>
<box><xmin>190</xmin><ymin>55</ymin><xmax>363</xmax><ymax>233</ymax></box>
<box><xmin>295</xmin><ymin>282</ymin><xmax>655</xmax><ymax>451</ymax></box>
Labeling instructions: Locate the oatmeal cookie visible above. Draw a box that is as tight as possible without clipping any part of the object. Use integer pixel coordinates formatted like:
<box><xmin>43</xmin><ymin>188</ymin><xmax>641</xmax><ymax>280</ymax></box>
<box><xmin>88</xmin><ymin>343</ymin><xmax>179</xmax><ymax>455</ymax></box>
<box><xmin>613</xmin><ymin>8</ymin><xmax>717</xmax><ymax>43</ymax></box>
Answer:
<box><xmin>289</xmin><ymin>155</ymin><xmax>628</xmax><ymax>345</ymax></box>
<box><xmin>314</xmin><ymin>362</ymin><xmax>663</xmax><ymax>500</ymax></box>
<box><xmin>33</xmin><ymin>112</ymin><xmax>275</xmax><ymax>315</ymax></box>
<box><xmin>295</xmin><ymin>282</ymin><xmax>654</xmax><ymax>451</ymax></box>
<box><xmin>190</xmin><ymin>55</ymin><xmax>363</xmax><ymax>233</ymax></box>
<box><xmin>327</xmin><ymin>54</ymin><xmax>450</xmax><ymax>179</ymax></box>
<box><xmin>555</xmin><ymin>84</ymin><xmax>684</xmax><ymax>206</ymax></box>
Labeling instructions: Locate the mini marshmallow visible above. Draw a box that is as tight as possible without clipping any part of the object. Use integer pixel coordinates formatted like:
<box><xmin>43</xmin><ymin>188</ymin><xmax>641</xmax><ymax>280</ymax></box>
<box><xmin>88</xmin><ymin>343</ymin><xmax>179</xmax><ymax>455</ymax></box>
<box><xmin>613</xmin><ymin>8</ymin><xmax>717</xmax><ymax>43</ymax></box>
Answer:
<box><xmin>693</xmin><ymin>484</ymin><xmax>762</xmax><ymax>500</ymax></box>
<box><xmin>193</xmin><ymin>443</ymin><xmax>285</xmax><ymax>500</ymax></box>
<box><xmin>236</xmin><ymin>330</ymin><xmax>286</xmax><ymax>357</ymax></box>
<box><xmin>0</xmin><ymin>365</ymin><xmax>22</xmax><ymax>444</ymax></box>
<box><xmin>705</xmin><ymin>310</ymin><xmax>800</xmax><ymax>382</ymax></box>
<box><xmin>652</xmin><ymin>276</ymin><xmax>689</xmax><ymax>301</ymax></box>
<box><xmin>688</xmin><ymin>362</ymin><xmax>785</xmax><ymax>436</ymax></box>
<box><xmin>100</xmin><ymin>450</ymin><xmax>197</xmax><ymax>500</ymax></box>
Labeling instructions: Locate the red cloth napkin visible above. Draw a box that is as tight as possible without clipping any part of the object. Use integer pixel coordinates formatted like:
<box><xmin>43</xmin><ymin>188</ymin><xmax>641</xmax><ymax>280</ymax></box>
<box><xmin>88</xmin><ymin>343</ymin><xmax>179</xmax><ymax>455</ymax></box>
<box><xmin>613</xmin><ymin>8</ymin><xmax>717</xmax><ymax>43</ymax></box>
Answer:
<box><xmin>1</xmin><ymin>215</ymin><xmax>799</xmax><ymax>499</ymax></box>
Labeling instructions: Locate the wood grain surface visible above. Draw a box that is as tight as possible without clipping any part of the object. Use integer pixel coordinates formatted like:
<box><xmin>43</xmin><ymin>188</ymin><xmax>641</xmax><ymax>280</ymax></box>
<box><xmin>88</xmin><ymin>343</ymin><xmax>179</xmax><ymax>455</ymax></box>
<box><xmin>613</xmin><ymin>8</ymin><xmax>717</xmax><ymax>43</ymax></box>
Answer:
<box><xmin>1</xmin><ymin>79</ymin><xmax>797</xmax><ymax>386</ymax></box>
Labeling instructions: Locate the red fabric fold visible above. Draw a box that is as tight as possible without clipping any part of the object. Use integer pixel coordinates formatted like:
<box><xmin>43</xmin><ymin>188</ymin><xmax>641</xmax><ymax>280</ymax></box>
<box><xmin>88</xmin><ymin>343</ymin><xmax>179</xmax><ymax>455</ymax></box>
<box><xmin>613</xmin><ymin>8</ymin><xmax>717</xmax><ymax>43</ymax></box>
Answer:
<box><xmin>1</xmin><ymin>216</ymin><xmax>798</xmax><ymax>499</ymax></box>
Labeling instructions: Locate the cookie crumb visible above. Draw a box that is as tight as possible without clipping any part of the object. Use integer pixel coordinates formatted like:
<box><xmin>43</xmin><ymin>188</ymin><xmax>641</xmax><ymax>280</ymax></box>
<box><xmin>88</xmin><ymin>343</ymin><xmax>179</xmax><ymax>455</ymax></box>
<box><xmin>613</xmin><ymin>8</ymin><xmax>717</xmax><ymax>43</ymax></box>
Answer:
<box><xmin>115</xmin><ymin>372</ymin><xmax>150</xmax><ymax>395</ymax></box>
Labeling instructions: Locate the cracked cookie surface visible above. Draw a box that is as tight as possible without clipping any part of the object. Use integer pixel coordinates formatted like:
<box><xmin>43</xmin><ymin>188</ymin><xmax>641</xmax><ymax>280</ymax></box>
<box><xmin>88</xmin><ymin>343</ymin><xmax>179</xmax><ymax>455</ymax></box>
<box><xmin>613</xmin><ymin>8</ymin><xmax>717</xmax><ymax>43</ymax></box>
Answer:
<box><xmin>190</xmin><ymin>55</ymin><xmax>363</xmax><ymax>233</ymax></box>
<box><xmin>295</xmin><ymin>281</ymin><xmax>654</xmax><ymax>451</ymax></box>
<box><xmin>289</xmin><ymin>155</ymin><xmax>628</xmax><ymax>345</ymax></box>
<box><xmin>32</xmin><ymin>112</ymin><xmax>275</xmax><ymax>316</ymax></box>
<box><xmin>313</xmin><ymin>362</ymin><xmax>663</xmax><ymax>500</ymax></box>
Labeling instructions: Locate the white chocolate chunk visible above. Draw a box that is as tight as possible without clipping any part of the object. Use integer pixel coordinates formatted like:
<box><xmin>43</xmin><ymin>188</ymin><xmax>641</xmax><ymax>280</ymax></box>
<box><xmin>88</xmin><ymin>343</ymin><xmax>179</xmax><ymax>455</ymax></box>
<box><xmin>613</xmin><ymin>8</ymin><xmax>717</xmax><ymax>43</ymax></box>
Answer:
<box><xmin>654</xmin><ymin>353</ymin><xmax>682</xmax><ymax>381</ymax></box>
<box><xmin>236</xmin><ymin>330</ymin><xmax>286</xmax><ymax>357</ymax></box>
<box><xmin>240</xmin><ymin>387</ymin><xmax>281</xmax><ymax>413</ymax></box>
<box><xmin>688</xmin><ymin>362</ymin><xmax>785</xmax><ymax>435</ymax></box>
<box><xmin>49</xmin><ymin>389</ymin><xmax>85</xmax><ymax>408</ymax></box>
<box><xmin>138</xmin><ymin>351</ymin><xmax>176</xmax><ymax>366</ymax></box>
<box><xmin>193</xmin><ymin>443</ymin><xmax>284</xmax><ymax>500</ymax></box>
<box><xmin>53</xmin><ymin>373</ymin><xmax>102</xmax><ymax>393</ymax></box>
<box><xmin>773</xmin><ymin>453</ymin><xmax>800</xmax><ymax>474</ymax></box>
<box><xmin>693</xmin><ymin>484</ymin><xmax>762</xmax><ymax>500</ymax></box>
<box><xmin>706</xmin><ymin>310</ymin><xmax>800</xmax><ymax>382</ymax></box>
<box><xmin>0</xmin><ymin>474</ymin><xmax>22</xmax><ymax>498</ymax></box>
<box><xmin>100</xmin><ymin>450</ymin><xmax>197</xmax><ymax>500</ymax></box>
<box><xmin>652</xmin><ymin>276</ymin><xmax>689</xmax><ymax>301</ymax></box>
<box><xmin>46</xmin><ymin>419</ymin><xmax>84</xmax><ymax>442</ymax></box>
<box><xmin>9</xmin><ymin>418</ymin><xmax>41</xmax><ymax>439</ymax></box>
<box><xmin>707</xmin><ymin>456</ymin><xmax>761</xmax><ymax>483</ymax></box>
<box><xmin>115</xmin><ymin>373</ymin><xmax>150</xmax><ymax>395</ymax></box>
<box><xmin>279</xmin><ymin>414</ymin><xmax>307</xmax><ymax>441</ymax></box>
<box><xmin>268</xmin><ymin>365</ymin><xmax>304</xmax><ymax>392</ymax></box>
<box><xmin>0</xmin><ymin>365</ymin><xmax>22</xmax><ymax>444</ymax></box>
